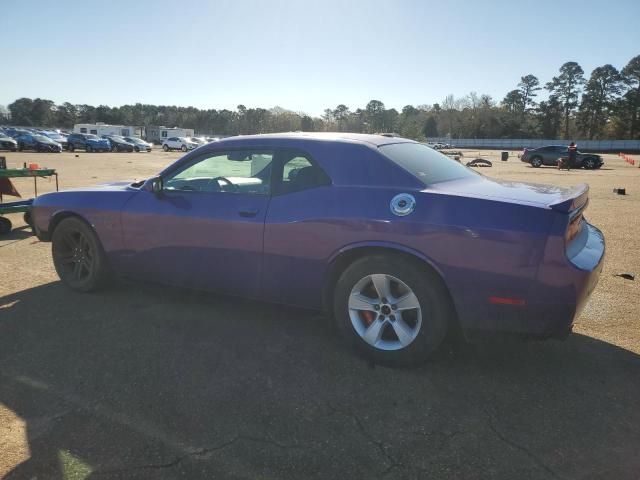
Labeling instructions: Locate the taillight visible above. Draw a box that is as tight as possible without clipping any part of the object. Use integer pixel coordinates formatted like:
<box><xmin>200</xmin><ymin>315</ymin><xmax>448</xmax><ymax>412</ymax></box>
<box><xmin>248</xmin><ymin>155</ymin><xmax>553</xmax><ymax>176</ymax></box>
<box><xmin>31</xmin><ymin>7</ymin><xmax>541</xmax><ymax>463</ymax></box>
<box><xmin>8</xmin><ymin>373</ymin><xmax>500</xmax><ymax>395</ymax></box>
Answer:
<box><xmin>566</xmin><ymin>214</ymin><xmax>584</xmax><ymax>244</ymax></box>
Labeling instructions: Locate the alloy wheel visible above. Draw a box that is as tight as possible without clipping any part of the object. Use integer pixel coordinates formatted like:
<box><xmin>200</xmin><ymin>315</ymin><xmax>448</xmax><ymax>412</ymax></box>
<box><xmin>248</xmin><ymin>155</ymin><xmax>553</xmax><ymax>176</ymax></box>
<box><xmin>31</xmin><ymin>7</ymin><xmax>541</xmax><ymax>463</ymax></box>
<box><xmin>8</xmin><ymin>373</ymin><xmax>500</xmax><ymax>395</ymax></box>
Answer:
<box><xmin>348</xmin><ymin>274</ymin><xmax>422</xmax><ymax>351</ymax></box>
<box><xmin>54</xmin><ymin>228</ymin><xmax>95</xmax><ymax>283</ymax></box>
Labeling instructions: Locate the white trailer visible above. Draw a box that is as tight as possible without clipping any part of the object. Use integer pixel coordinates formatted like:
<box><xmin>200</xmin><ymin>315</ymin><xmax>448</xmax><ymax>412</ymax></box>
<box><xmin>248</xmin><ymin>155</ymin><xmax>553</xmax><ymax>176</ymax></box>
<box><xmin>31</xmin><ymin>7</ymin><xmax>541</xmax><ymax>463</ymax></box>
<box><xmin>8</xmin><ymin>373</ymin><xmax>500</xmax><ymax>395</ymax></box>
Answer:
<box><xmin>146</xmin><ymin>126</ymin><xmax>195</xmax><ymax>144</ymax></box>
<box><xmin>73</xmin><ymin>123</ymin><xmax>145</xmax><ymax>138</ymax></box>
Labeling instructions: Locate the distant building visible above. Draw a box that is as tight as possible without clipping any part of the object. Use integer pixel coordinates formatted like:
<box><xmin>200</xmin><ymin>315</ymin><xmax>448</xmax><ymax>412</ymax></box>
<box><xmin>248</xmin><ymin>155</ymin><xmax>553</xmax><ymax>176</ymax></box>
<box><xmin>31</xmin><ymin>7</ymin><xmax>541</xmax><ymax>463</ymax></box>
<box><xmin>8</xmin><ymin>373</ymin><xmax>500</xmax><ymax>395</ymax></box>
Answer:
<box><xmin>73</xmin><ymin>123</ymin><xmax>145</xmax><ymax>137</ymax></box>
<box><xmin>145</xmin><ymin>126</ymin><xmax>195</xmax><ymax>144</ymax></box>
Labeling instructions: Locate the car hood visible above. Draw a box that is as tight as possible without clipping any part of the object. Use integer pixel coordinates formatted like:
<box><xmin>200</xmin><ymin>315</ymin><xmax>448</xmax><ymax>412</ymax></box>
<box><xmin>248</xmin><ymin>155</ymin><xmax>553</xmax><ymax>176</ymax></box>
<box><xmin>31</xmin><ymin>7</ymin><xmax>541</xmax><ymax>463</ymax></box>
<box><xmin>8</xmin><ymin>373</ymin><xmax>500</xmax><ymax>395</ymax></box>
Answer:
<box><xmin>59</xmin><ymin>181</ymin><xmax>139</xmax><ymax>193</ymax></box>
<box><xmin>427</xmin><ymin>176</ymin><xmax>588</xmax><ymax>212</ymax></box>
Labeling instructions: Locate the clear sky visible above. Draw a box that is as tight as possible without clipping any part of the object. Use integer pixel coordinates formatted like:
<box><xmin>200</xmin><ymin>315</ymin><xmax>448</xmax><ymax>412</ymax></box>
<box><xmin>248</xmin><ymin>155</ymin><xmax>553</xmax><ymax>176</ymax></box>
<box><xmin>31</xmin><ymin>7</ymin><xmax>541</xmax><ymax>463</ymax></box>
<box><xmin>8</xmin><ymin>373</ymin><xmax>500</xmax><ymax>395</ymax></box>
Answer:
<box><xmin>2</xmin><ymin>0</ymin><xmax>639</xmax><ymax>116</ymax></box>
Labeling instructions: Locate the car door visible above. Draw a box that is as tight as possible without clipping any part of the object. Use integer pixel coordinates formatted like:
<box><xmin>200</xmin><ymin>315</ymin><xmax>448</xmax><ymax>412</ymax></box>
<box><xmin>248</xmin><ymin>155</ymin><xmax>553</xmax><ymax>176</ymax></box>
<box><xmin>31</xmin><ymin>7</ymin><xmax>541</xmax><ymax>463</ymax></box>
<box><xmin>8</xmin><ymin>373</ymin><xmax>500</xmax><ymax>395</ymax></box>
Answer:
<box><xmin>119</xmin><ymin>148</ymin><xmax>274</xmax><ymax>298</ymax></box>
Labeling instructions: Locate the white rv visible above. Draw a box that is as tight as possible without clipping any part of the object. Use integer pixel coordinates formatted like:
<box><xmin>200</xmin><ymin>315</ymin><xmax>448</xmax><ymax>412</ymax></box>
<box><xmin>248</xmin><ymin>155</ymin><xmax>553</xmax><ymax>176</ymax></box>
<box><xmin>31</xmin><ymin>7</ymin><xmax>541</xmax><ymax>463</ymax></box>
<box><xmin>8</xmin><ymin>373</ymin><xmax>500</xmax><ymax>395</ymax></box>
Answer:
<box><xmin>146</xmin><ymin>126</ymin><xmax>196</xmax><ymax>144</ymax></box>
<box><xmin>73</xmin><ymin>123</ymin><xmax>145</xmax><ymax>138</ymax></box>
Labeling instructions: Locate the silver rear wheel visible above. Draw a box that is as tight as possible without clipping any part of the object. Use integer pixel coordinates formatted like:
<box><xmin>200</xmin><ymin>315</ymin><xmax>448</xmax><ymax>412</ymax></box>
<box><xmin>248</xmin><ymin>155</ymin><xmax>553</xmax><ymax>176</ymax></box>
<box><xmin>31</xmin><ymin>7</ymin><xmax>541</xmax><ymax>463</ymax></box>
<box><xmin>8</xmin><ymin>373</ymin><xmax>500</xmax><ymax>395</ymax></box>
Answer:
<box><xmin>348</xmin><ymin>274</ymin><xmax>422</xmax><ymax>351</ymax></box>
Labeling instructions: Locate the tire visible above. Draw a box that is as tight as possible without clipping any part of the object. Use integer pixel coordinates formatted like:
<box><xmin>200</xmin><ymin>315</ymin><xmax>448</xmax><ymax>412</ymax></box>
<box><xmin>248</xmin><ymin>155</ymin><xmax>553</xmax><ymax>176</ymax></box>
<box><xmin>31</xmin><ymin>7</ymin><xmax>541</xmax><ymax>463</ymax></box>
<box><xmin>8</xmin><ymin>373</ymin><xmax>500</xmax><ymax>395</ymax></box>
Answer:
<box><xmin>530</xmin><ymin>156</ymin><xmax>543</xmax><ymax>168</ymax></box>
<box><xmin>111</xmin><ymin>144</ymin><xmax>118</xmax><ymax>152</ymax></box>
<box><xmin>583</xmin><ymin>157</ymin><xmax>596</xmax><ymax>170</ymax></box>
<box><xmin>17</xmin><ymin>143</ymin><xmax>23</xmax><ymax>152</ymax></box>
<box><xmin>134</xmin><ymin>146</ymin><xmax>140</xmax><ymax>152</ymax></box>
<box><xmin>333</xmin><ymin>254</ymin><xmax>452</xmax><ymax>367</ymax></box>
<box><xmin>0</xmin><ymin>217</ymin><xmax>12</xmax><ymax>235</ymax></box>
<box><xmin>86</xmin><ymin>144</ymin><xmax>93</xmax><ymax>153</ymax></box>
<box><xmin>68</xmin><ymin>143</ymin><xmax>75</xmax><ymax>152</ymax></box>
<box><xmin>23</xmin><ymin>210</ymin><xmax>33</xmax><ymax>228</ymax></box>
<box><xmin>181</xmin><ymin>145</ymin><xmax>187</xmax><ymax>152</ymax></box>
<box><xmin>163</xmin><ymin>144</ymin><xmax>169</xmax><ymax>152</ymax></box>
<box><xmin>51</xmin><ymin>217</ymin><xmax>112</xmax><ymax>292</ymax></box>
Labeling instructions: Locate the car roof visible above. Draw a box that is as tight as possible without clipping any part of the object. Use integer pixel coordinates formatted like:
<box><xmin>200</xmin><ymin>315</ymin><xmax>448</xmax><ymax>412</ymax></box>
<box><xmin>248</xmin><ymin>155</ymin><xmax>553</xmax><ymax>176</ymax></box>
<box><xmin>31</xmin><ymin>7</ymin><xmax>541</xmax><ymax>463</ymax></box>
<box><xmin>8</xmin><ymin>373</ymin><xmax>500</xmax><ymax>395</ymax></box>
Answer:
<box><xmin>214</xmin><ymin>132</ymin><xmax>415</xmax><ymax>147</ymax></box>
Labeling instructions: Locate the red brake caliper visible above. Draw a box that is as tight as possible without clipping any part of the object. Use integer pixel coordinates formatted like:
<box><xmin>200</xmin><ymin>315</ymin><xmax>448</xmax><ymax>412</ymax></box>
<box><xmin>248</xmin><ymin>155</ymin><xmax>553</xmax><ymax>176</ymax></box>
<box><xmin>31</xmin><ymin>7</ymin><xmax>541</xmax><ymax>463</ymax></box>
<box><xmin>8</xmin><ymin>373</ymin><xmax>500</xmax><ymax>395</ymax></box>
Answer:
<box><xmin>360</xmin><ymin>310</ymin><xmax>375</xmax><ymax>327</ymax></box>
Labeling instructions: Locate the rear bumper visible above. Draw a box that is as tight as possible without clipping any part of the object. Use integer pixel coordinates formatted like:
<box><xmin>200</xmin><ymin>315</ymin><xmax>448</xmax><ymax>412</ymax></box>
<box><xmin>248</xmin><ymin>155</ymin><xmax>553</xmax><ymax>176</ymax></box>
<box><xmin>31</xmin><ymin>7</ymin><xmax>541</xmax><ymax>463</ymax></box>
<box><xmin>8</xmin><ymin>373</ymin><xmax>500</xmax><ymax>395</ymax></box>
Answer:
<box><xmin>529</xmin><ymin>223</ymin><xmax>605</xmax><ymax>337</ymax></box>
<box><xmin>459</xmin><ymin>223</ymin><xmax>605</xmax><ymax>339</ymax></box>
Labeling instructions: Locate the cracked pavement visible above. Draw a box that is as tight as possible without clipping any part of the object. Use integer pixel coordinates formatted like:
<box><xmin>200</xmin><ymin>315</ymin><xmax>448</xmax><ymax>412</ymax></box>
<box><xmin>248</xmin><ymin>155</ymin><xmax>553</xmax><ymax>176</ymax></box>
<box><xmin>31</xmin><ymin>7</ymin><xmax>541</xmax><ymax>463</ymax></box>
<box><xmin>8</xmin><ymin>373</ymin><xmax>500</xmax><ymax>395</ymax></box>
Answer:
<box><xmin>1</xmin><ymin>280</ymin><xmax>640</xmax><ymax>479</ymax></box>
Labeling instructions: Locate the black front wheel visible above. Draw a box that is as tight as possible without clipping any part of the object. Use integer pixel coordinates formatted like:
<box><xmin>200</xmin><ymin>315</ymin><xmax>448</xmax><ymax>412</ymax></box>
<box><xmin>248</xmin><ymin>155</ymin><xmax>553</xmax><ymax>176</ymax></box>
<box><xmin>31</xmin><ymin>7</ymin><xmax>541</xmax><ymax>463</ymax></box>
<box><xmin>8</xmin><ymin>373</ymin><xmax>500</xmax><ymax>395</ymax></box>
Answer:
<box><xmin>52</xmin><ymin>217</ymin><xmax>112</xmax><ymax>292</ymax></box>
<box><xmin>86</xmin><ymin>144</ymin><xmax>93</xmax><ymax>153</ymax></box>
<box><xmin>583</xmin><ymin>157</ymin><xmax>596</xmax><ymax>169</ymax></box>
<box><xmin>530</xmin><ymin>156</ymin><xmax>543</xmax><ymax>168</ymax></box>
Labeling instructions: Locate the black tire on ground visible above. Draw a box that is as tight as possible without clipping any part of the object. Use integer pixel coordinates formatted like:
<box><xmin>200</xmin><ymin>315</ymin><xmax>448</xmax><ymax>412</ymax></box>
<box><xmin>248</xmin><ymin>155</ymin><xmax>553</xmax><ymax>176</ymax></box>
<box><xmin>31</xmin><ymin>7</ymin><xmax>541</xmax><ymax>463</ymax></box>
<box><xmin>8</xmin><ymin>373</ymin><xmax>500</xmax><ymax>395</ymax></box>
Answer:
<box><xmin>51</xmin><ymin>217</ymin><xmax>112</xmax><ymax>292</ymax></box>
<box><xmin>23</xmin><ymin>210</ymin><xmax>33</xmax><ymax>227</ymax></box>
<box><xmin>134</xmin><ymin>146</ymin><xmax>140</xmax><ymax>152</ymax></box>
<box><xmin>17</xmin><ymin>143</ymin><xmax>23</xmax><ymax>152</ymax></box>
<box><xmin>68</xmin><ymin>144</ymin><xmax>74</xmax><ymax>152</ymax></box>
<box><xmin>530</xmin><ymin>156</ymin><xmax>543</xmax><ymax>167</ymax></box>
<box><xmin>111</xmin><ymin>144</ymin><xmax>118</xmax><ymax>152</ymax></box>
<box><xmin>163</xmin><ymin>144</ymin><xmax>169</xmax><ymax>152</ymax></box>
<box><xmin>0</xmin><ymin>216</ymin><xmax>12</xmax><ymax>235</ymax></box>
<box><xmin>86</xmin><ymin>144</ymin><xmax>93</xmax><ymax>153</ymax></box>
<box><xmin>181</xmin><ymin>145</ymin><xmax>187</xmax><ymax>152</ymax></box>
<box><xmin>333</xmin><ymin>254</ymin><xmax>453</xmax><ymax>367</ymax></box>
<box><xmin>583</xmin><ymin>157</ymin><xmax>596</xmax><ymax>169</ymax></box>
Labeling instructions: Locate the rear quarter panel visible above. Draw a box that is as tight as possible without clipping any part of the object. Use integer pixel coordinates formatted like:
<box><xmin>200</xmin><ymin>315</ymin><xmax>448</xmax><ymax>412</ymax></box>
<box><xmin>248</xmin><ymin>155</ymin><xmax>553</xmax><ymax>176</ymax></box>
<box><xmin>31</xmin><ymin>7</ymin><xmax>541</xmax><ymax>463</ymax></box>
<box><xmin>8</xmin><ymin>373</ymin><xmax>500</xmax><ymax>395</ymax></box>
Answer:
<box><xmin>263</xmin><ymin>184</ymin><xmax>555</xmax><ymax>334</ymax></box>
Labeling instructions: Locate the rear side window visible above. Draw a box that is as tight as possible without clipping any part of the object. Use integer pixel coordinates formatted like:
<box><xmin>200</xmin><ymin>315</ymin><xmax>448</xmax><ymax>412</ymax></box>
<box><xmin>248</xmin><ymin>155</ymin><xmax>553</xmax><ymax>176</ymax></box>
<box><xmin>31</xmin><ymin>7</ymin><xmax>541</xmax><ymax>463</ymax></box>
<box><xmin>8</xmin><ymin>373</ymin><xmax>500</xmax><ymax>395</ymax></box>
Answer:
<box><xmin>277</xmin><ymin>152</ymin><xmax>330</xmax><ymax>195</ymax></box>
<box><xmin>379</xmin><ymin>142</ymin><xmax>477</xmax><ymax>185</ymax></box>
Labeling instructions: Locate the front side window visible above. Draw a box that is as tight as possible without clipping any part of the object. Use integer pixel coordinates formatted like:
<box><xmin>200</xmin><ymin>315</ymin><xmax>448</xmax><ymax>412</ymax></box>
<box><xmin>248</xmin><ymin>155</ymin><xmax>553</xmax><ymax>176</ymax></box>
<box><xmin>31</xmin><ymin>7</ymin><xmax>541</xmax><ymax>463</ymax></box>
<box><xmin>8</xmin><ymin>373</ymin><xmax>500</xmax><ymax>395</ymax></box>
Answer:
<box><xmin>379</xmin><ymin>142</ymin><xmax>477</xmax><ymax>186</ymax></box>
<box><xmin>164</xmin><ymin>150</ymin><xmax>273</xmax><ymax>195</ymax></box>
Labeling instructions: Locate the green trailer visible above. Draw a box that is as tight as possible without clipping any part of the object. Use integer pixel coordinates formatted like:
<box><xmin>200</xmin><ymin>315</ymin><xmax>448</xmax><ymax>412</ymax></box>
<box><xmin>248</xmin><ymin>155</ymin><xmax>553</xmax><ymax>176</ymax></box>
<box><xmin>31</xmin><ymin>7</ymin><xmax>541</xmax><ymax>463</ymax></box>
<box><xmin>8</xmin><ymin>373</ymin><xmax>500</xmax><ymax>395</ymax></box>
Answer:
<box><xmin>0</xmin><ymin>168</ymin><xmax>58</xmax><ymax>234</ymax></box>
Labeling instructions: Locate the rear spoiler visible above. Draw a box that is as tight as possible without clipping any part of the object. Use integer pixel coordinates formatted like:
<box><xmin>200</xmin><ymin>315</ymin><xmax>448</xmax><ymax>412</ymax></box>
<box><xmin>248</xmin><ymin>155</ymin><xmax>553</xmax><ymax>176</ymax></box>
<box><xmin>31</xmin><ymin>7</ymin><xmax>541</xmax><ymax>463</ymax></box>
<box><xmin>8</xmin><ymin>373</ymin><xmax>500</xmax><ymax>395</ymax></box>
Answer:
<box><xmin>549</xmin><ymin>183</ymin><xmax>589</xmax><ymax>214</ymax></box>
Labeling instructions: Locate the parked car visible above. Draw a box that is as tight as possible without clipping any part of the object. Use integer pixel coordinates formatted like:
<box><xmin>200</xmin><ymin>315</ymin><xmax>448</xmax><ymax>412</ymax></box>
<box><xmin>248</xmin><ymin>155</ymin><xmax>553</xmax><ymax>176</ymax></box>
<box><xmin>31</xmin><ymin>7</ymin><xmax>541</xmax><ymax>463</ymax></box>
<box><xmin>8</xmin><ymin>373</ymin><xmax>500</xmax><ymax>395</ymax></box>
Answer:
<box><xmin>16</xmin><ymin>134</ymin><xmax>62</xmax><ymax>152</ymax></box>
<box><xmin>43</xmin><ymin>132</ymin><xmax>69</xmax><ymax>150</ymax></box>
<box><xmin>189</xmin><ymin>136</ymin><xmax>208</xmax><ymax>146</ymax></box>
<box><xmin>0</xmin><ymin>133</ymin><xmax>18</xmax><ymax>151</ymax></box>
<box><xmin>521</xmin><ymin>145</ymin><xmax>604</xmax><ymax>169</ymax></box>
<box><xmin>123</xmin><ymin>137</ymin><xmax>152</xmax><ymax>152</ymax></box>
<box><xmin>5</xmin><ymin>128</ymin><xmax>31</xmax><ymax>138</ymax></box>
<box><xmin>31</xmin><ymin>133</ymin><xmax>605</xmax><ymax>366</ymax></box>
<box><xmin>67</xmin><ymin>133</ymin><xmax>111</xmax><ymax>152</ymax></box>
<box><xmin>162</xmin><ymin>137</ymin><xmax>198</xmax><ymax>152</ymax></box>
<box><xmin>103</xmin><ymin>135</ymin><xmax>134</xmax><ymax>152</ymax></box>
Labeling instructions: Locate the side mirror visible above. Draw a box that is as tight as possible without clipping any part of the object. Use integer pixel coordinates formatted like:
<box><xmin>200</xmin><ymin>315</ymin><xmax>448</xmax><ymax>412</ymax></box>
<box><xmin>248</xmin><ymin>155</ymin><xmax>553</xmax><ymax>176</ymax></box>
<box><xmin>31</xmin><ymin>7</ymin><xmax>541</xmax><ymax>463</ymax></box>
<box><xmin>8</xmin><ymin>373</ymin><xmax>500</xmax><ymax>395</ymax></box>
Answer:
<box><xmin>150</xmin><ymin>176</ymin><xmax>163</xmax><ymax>194</ymax></box>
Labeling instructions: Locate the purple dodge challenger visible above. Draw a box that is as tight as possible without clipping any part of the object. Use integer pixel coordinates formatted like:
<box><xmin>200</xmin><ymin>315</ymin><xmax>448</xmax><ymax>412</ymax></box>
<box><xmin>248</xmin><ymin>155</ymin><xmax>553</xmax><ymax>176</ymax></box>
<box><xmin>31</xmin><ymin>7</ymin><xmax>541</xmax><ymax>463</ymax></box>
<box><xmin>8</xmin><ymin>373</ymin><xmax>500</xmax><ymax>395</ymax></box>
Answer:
<box><xmin>32</xmin><ymin>133</ymin><xmax>605</xmax><ymax>365</ymax></box>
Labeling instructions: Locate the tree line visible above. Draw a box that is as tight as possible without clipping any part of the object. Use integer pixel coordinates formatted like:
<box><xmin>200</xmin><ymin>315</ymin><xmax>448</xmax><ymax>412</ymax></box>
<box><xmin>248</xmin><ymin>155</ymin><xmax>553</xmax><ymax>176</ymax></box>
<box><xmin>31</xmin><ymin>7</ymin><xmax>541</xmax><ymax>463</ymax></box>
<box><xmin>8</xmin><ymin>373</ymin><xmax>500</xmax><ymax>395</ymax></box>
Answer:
<box><xmin>2</xmin><ymin>54</ymin><xmax>638</xmax><ymax>140</ymax></box>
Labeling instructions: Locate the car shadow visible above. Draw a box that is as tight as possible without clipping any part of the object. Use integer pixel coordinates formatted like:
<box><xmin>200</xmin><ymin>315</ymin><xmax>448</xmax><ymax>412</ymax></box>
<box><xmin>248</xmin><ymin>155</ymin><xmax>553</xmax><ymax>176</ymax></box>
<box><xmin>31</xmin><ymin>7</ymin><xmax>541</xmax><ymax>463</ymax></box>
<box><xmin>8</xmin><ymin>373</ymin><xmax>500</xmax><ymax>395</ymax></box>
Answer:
<box><xmin>1</xmin><ymin>281</ymin><xmax>639</xmax><ymax>479</ymax></box>
<box><xmin>0</xmin><ymin>224</ymin><xmax>33</xmax><ymax>241</ymax></box>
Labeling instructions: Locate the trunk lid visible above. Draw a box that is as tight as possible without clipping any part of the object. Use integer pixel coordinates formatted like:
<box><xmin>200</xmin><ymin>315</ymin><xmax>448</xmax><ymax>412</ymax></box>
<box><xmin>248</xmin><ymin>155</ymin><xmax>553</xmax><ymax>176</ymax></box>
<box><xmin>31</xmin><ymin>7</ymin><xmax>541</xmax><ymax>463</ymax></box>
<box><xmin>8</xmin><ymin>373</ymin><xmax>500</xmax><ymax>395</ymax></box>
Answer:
<box><xmin>428</xmin><ymin>176</ymin><xmax>588</xmax><ymax>212</ymax></box>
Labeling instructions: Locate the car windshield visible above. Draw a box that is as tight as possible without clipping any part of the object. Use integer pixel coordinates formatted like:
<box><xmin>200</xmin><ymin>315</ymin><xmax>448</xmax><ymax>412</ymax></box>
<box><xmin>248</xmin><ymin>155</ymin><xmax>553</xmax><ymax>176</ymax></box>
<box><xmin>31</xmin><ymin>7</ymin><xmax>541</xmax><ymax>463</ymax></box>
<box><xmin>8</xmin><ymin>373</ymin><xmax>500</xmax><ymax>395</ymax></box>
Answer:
<box><xmin>379</xmin><ymin>142</ymin><xmax>478</xmax><ymax>185</ymax></box>
<box><xmin>33</xmin><ymin>135</ymin><xmax>50</xmax><ymax>142</ymax></box>
<box><xmin>85</xmin><ymin>134</ymin><xmax>99</xmax><ymax>139</ymax></box>
<box><xmin>126</xmin><ymin>137</ymin><xmax>142</xmax><ymax>143</ymax></box>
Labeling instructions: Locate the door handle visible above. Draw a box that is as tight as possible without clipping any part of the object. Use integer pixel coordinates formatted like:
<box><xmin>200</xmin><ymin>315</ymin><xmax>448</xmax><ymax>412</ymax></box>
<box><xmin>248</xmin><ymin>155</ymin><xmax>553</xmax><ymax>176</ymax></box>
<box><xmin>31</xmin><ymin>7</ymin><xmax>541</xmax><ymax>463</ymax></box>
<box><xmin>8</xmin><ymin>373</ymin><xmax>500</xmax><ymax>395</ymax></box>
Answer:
<box><xmin>238</xmin><ymin>208</ymin><xmax>259</xmax><ymax>217</ymax></box>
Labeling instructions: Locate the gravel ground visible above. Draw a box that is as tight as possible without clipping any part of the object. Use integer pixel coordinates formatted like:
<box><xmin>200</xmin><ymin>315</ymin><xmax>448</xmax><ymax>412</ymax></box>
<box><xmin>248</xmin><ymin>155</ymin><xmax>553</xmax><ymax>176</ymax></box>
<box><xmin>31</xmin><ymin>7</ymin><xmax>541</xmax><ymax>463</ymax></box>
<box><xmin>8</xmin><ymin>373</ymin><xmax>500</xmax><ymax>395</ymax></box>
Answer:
<box><xmin>1</xmin><ymin>147</ymin><xmax>639</xmax><ymax>479</ymax></box>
